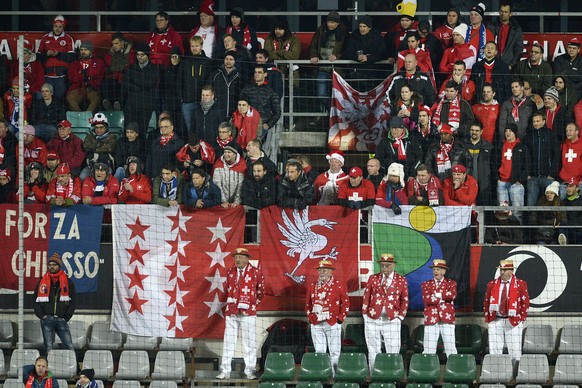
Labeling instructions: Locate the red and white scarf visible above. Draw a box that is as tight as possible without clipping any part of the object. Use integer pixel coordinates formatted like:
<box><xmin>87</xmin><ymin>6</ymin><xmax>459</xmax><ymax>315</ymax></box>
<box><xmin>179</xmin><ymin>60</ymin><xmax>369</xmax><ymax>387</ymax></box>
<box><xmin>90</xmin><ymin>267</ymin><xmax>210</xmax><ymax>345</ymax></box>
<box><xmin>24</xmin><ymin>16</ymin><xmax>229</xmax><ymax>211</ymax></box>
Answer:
<box><xmin>412</xmin><ymin>176</ymin><xmax>441</xmax><ymax>205</ymax></box>
<box><xmin>436</xmin><ymin>140</ymin><xmax>454</xmax><ymax>175</ymax></box>
<box><xmin>545</xmin><ymin>105</ymin><xmax>561</xmax><ymax>130</ymax></box>
<box><xmin>391</xmin><ymin>131</ymin><xmax>407</xmax><ymax>161</ymax></box>
<box><xmin>432</xmin><ymin>95</ymin><xmax>460</xmax><ymax>128</ymax></box>
<box><xmin>26</xmin><ymin>372</ymin><xmax>54</xmax><ymax>388</ymax></box>
<box><xmin>226</xmin><ymin>25</ymin><xmax>252</xmax><ymax>50</ymax></box>
<box><xmin>272</xmin><ymin>40</ymin><xmax>291</xmax><ymax>52</ymax></box>
<box><xmin>36</xmin><ymin>269</ymin><xmax>70</xmax><ymax>302</ymax></box>
<box><xmin>488</xmin><ymin>275</ymin><xmax>520</xmax><ymax>316</ymax></box>
<box><xmin>56</xmin><ymin>177</ymin><xmax>75</xmax><ymax>199</ymax></box>
<box><xmin>159</xmin><ymin>133</ymin><xmax>174</xmax><ymax>147</ymax></box>
<box><xmin>511</xmin><ymin>97</ymin><xmax>527</xmax><ymax>122</ymax></box>
<box><xmin>216</xmin><ymin>136</ymin><xmax>233</xmax><ymax>148</ymax></box>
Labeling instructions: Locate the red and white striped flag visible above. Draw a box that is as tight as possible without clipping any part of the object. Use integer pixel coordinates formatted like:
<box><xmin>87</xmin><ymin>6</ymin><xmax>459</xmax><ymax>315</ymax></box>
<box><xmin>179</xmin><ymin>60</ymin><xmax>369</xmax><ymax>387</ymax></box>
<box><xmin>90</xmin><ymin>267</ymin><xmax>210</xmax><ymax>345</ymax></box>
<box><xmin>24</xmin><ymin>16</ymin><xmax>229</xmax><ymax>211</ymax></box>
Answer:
<box><xmin>111</xmin><ymin>205</ymin><xmax>245</xmax><ymax>338</ymax></box>
<box><xmin>328</xmin><ymin>71</ymin><xmax>393</xmax><ymax>152</ymax></box>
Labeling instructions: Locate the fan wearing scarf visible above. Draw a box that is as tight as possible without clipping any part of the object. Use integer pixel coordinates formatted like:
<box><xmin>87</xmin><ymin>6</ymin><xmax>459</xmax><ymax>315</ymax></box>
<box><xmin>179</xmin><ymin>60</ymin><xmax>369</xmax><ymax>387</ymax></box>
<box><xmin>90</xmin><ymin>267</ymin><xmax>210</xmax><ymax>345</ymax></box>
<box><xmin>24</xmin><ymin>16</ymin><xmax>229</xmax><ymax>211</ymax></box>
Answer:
<box><xmin>465</xmin><ymin>3</ymin><xmax>494</xmax><ymax>61</ymax></box>
<box><xmin>75</xmin><ymin>369</ymin><xmax>98</xmax><ymax>388</ymax></box>
<box><xmin>376</xmin><ymin>162</ymin><xmax>408</xmax><ymax>215</ymax></box>
<box><xmin>33</xmin><ymin>253</ymin><xmax>76</xmax><ymax>354</ymax></box>
<box><xmin>483</xmin><ymin>259</ymin><xmax>530</xmax><ymax>367</ymax></box>
<box><xmin>23</xmin><ymin>356</ymin><xmax>60</xmax><ymax>388</ymax></box>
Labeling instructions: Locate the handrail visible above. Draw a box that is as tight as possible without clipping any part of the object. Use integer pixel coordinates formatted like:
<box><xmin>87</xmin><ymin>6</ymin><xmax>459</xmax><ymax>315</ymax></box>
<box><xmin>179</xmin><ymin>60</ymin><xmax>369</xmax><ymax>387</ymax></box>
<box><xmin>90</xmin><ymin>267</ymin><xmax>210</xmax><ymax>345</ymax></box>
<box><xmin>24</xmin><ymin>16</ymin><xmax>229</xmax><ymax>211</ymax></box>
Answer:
<box><xmin>4</xmin><ymin>10</ymin><xmax>582</xmax><ymax>33</ymax></box>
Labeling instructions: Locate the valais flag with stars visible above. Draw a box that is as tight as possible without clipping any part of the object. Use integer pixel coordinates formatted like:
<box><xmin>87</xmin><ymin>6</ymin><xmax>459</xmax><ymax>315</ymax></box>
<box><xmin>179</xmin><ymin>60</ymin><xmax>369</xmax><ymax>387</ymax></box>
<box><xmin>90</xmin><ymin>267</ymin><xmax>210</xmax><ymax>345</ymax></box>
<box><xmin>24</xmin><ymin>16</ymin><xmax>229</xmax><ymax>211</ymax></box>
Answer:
<box><xmin>328</xmin><ymin>70</ymin><xmax>393</xmax><ymax>152</ymax></box>
<box><xmin>111</xmin><ymin>205</ymin><xmax>245</xmax><ymax>338</ymax></box>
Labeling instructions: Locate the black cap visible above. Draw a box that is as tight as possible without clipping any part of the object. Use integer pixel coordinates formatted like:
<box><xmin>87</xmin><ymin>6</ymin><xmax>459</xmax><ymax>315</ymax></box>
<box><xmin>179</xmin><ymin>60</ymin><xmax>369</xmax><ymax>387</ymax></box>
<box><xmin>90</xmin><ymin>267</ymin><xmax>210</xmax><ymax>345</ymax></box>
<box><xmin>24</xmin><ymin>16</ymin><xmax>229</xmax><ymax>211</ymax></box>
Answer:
<box><xmin>80</xmin><ymin>369</ymin><xmax>95</xmax><ymax>381</ymax></box>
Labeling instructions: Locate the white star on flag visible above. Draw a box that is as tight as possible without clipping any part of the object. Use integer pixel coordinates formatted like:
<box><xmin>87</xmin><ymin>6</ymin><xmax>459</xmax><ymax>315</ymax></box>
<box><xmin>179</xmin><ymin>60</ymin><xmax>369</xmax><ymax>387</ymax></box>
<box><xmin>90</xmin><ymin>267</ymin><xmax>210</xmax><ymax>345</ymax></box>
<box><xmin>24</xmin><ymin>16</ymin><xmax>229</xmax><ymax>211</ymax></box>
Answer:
<box><xmin>207</xmin><ymin>218</ymin><xmax>232</xmax><ymax>243</ymax></box>
<box><xmin>207</xmin><ymin>244</ymin><xmax>230</xmax><ymax>268</ymax></box>
<box><xmin>205</xmin><ymin>269</ymin><xmax>227</xmax><ymax>292</ymax></box>
<box><xmin>171</xmin><ymin>207</ymin><xmax>191</xmax><ymax>233</ymax></box>
<box><xmin>173</xmin><ymin>256</ymin><xmax>190</xmax><ymax>282</ymax></box>
<box><xmin>168</xmin><ymin>283</ymin><xmax>189</xmax><ymax>307</ymax></box>
<box><xmin>169</xmin><ymin>233</ymin><xmax>188</xmax><ymax>257</ymax></box>
<box><xmin>172</xmin><ymin>308</ymin><xmax>187</xmax><ymax>332</ymax></box>
<box><xmin>204</xmin><ymin>293</ymin><xmax>226</xmax><ymax>318</ymax></box>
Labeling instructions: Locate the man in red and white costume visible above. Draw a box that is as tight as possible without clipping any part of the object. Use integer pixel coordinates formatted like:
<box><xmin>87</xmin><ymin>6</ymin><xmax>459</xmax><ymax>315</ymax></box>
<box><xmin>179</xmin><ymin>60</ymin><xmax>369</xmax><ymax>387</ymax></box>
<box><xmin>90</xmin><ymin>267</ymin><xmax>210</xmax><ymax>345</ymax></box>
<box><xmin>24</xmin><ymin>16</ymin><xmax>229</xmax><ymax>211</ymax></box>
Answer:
<box><xmin>421</xmin><ymin>259</ymin><xmax>457</xmax><ymax>356</ymax></box>
<box><xmin>483</xmin><ymin>259</ymin><xmax>529</xmax><ymax>365</ymax></box>
<box><xmin>362</xmin><ymin>253</ymin><xmax>408</xmax><ymax>370</ymax></box>
<box><xmin>46</xmin><ymin>164</ymin><xmax>81</xmax><ymax>206</ymax></box>
<box><xmin>217</xmin><ymin>248</ymin><xmax>264</xmax><ymax>380</ymax></box>
<box><xmin>306</xmin><ymin>259</ymin><xmax>349</xmax><ymax>375</ymax></box>
<box><xmin>314</xmin><ymin>150</ymin><xmax>348</xmax><ymax>205</ymax></box>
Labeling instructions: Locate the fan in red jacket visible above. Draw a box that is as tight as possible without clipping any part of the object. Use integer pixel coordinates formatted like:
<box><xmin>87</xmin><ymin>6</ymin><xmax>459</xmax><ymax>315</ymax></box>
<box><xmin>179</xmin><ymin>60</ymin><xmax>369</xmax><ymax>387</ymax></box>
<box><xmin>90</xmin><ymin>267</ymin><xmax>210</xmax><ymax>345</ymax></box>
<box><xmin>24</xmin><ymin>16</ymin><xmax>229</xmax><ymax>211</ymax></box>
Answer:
<box><xmin>314</xmin><ymin>150</ymin><xmax>349</xmax><ymax>205</ymax></box>
<box><xmin>421</xmin><ymin>259</ymin><xmax>458</xmax><ymax>356</ymax></box>
<box><xmin>66</xmin><ymin>41</ymin><xmax>105</xmax><ymax>113</ymax></box>
<box><xmin>443</xmin><ymin>164</ymin><xmax>478</xmax><ymax>206</ymax></box>
<box><xmin>188</xmin><ymin>0</ymin><xmax>221</xmax><ymax>59</ymax></box>
<box><xmin>20</xmin><ymin>125</ymin><xmax>48</xmax><ymax>167</ymax></box>
<box><xmin>3</xmin><ymin>77</ymin><xmax>33</xmax><ymax>129</ymax></box>
<box><xmin>472</xmin><ymin>84</ymin><xmax>500</xmax><ymax>143</ymax></box>
<box><xmin>483</xmin><ymin>259</ymin><xmax>529</xmax><ymax>365</ymax></box>
<box><xmin>440</xmin><ymin>24</ymin><xmax>476</xmax><ymax>77</ymax></box>
<box><xmin>81</xmin><ymin>162</ymin><xmax>119</xmax><ymax>205</ymax></box>
<box><xmin>118</xmin><ymin>156</ymin><xmax>152</xmax><ymax>204</ymax></box>
<box><xmin>376</xmin><ymin>162</ymin><xmax>408</xmax><ymax>214</ymax></box>
<box><xmin>47</xmin><ymin>120</ymin><xmax>86</xmax><ymax>177</ymax></box>
<box><xmin>231</xmin><ymin>99</ymin><xmax>261</xmax><ymax>150</ymax></box>
<box><xmin>46</xmin><ymin>163</ymin><xmax>81</xmax><ymax>206</ymax></box>
<box><xmin>306</xmin><ymin>259</ymin><xmax>349</xmax><ymax>375</ymax></box>
<box><xmin>362</xmin><ymin>253</ymin><xmax>408</xmax><ymax>370</ymax></box>
<box><xmin>148</xmin><ymin>11</ymin><xmax>184</xmax><ymax>67</ymax></box>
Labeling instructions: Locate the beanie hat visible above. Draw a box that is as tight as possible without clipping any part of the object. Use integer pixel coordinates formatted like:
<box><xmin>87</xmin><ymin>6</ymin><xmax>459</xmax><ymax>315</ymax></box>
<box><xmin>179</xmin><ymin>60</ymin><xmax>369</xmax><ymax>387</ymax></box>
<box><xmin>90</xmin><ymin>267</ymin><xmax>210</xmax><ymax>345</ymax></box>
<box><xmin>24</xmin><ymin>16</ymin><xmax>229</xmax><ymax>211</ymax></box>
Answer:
<box><xmin>452</xmin><ymin>164</ymin><xmax>467</xmax><ymax>173</ymax></box>
<box><xmin>48</xmin><ymin>253</ymin><xmax>62</xmax><ymax>267</ymax></box>
<box><xmin>134</xmin><ymin>42</ymin><xmax>150</xmax><ymax>57</ymax></box>
<box><xmin>199</xmin><ymin>0</ymin><xmax>215</xmax><ymax>16</ymax></box>
<box><xmin>80</xmin><ymin>41</ymin><xmax>93</xmax><ymax>52</ymax></box>
<box><xmin>546</xmin><ymin>181</ymin><xmax>560</xmax><ymax>196</ymax></box>
<box><xmin>230</xmin><ymin>7</ymin><xmax>244</xmax><ymax>20</ymax></box>
<box><xmin>80</xmin><ymin>369</ymin><xmax>95</xmax><ymax>381</ymax></box>
<box><xmin>53</xmin><ymin>15</ymin><xmax>66</xmax><ymax>27</ymax></box>
<box><xmin>359</xmin><ymin>15</ymin><xmax>373</xmax><ymax>28</ymax></box>
<box><xmin>544</xmin><ymin>86</ymin><xmax>560</xmax><ymax>103</ymax></box>
<box><xmin>471</xmin><ymin>2</ymin><xmax>486</xmax><ymax>18</ymax></box>
<box><xmin>23</xmin><ymin>125</ymin><xmax>36</xmax><ymax>136</ymax></box>
<box><xmin>224</xmin><ymin>50</ymin><xmax>237</xmax><ymax>59</ymax></box>
<box><xmin>453</xmin><ymin>23</ymin><xmax>468</xmax><ymax>38</ymax></box>
<box><xmin>390</xmin><ymin>116</ymin><xmax>405</xmax><ymax>128</ymax></box>
<box><xmin>327</xmin><ymin>11</ymin><xmax>341</xmax><ymax>23</ymax></box>
<box><xmin>387</xmin><ymin>162</ymin><xmax>405</xmax><ymax>187</ymax></box>
<box><xmin>125</xmin><ymin>122</ymin><xmax>139</xmax><ymax>133</ymax></box>
<box><xmin>223</xmin><ymin>145</ymin><xmax>239</xmax><ymax>154</ymax></box>
<box><xmin>326</xmin><ymin>150</ymin><xmax>345</xmax><ymax>165</ymax></box>
<box><xmin>505</xmin><ymin>123</ymin><xmax>519</xmax><ymax>137</ymax></box>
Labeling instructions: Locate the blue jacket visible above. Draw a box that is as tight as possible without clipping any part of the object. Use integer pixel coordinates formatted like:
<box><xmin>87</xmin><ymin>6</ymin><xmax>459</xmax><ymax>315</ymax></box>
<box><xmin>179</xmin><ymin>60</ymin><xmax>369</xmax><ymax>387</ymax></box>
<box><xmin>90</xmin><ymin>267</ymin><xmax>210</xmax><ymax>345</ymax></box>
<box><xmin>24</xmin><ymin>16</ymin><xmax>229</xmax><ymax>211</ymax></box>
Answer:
<box><xmin>183</xmin><ymin>177</ymin><xmax>222</xmax><ymax>208</ymax></box>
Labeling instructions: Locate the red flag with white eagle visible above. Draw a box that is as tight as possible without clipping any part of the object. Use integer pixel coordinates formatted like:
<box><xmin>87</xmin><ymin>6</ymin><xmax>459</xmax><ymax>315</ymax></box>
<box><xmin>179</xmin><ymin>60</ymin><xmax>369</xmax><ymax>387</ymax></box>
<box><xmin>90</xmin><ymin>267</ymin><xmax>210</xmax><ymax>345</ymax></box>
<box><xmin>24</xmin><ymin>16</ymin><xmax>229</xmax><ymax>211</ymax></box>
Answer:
<box><xmin>111</xmin><ymin>205</ymin><xmax>245</xmax><ymax>338</ymax></box>
<box><xmin>328</xmin><ymin>70</ymin><xmax>393</xmax><ymax>152</ymax></box>
<box><xmin>259</xmin><ymin>205</ymin><xmax>359</xmax><ymax>301</ymax></box>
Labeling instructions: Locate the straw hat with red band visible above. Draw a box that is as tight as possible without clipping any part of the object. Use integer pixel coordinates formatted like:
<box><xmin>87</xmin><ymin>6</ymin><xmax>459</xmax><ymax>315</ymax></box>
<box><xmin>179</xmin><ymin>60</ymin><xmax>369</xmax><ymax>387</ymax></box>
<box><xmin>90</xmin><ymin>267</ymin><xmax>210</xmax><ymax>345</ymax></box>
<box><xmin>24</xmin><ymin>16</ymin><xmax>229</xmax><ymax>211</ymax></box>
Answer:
<box><xmin>498</xmin><ymin>259</ymin><xmax>514</xmax><ymax>270</ymax></box>
<box><xmin>315</xmin><ymin>259</ymin><xmax>335</xmax><ymax>270</ymax></box>
<box><xmin>231</xmin><ymin>247</ymin><xmax>251</xmax><ymax>258</ymax></box>
<box><xmin>377</xmin><ymin>253</ymin><xmax>397</xmax><ymax>263</ymax></box>
<box><xmin>429</xmin><ymin>259</ymin><xmax>448</xmax><ymax>270</ymax></box>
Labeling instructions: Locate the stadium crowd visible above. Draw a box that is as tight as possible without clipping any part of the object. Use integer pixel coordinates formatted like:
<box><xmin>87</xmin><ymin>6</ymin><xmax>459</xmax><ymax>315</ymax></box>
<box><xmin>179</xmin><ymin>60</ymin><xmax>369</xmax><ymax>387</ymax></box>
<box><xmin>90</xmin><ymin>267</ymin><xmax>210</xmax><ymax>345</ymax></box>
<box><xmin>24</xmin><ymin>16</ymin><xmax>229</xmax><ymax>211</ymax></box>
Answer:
<box><xmin>1</xmin><ymin>1</ymin><xmax>582</xmax><ymax>245</ymax></box>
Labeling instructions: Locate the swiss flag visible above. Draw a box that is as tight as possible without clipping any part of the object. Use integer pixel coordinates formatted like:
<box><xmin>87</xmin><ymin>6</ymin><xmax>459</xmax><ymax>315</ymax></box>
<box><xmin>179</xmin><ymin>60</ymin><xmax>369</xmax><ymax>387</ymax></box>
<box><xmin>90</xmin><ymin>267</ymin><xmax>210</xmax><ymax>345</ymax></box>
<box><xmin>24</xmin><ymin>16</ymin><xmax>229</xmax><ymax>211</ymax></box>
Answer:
<box><xmin>259</xmin><ymin>205</ymin><xmax>360</xmax><ymax>299</ymax></box>
<box><xmin>111</xmin><ymin>205</ymin><xmax>245</xmax><ymax>338</ymax></box>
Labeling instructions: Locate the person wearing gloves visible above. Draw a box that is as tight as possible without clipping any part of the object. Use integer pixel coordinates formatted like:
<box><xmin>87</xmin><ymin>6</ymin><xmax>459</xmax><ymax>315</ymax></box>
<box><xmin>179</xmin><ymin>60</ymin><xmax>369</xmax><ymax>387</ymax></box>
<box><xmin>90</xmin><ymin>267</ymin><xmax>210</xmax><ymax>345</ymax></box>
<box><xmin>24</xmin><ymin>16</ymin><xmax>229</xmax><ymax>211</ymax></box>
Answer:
<box><xmin>314</xmin><ymin>150</ymin><xmax>348</xmax><ymax>205</ymax></box>
<box><xmin>76</xmin><ymin>369</ymin><xmax>98</xmax><ymax>388</ymax></box>
<box><xmin>362</xmin><ymin>253</ymin><xmax>408</xmax><ymax>371</ymax></box>
<box><xmin>376</xmin><ymin>162</ymin><xmax>408</xmax><ymax>214</ymax></box>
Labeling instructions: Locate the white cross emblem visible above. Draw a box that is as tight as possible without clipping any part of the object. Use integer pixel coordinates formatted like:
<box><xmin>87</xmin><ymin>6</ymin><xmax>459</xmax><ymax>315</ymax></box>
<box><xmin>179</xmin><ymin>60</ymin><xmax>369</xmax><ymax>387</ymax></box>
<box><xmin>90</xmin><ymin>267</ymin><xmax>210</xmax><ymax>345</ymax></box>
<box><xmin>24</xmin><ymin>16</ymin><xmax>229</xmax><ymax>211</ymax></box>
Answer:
<box><xmin>565</xmin><ymin>148</ymin><xmax>578</xmax><ymax>162</ymax></box>
<box><xmin>317</xmin><ymin>291</ymin><xmax>326</xmax><ymax>299</ymax></box>
<box><xmin>504</xmin><ymin>148</ymin><xmax>513</xmax><ymax>160</ymax></box>
<box><xmin>348</xmin><ymin>192</ymin><xmax>363</xmax><ymax>201</ymax></box>
<box><xmin>241</xmin><ymin>286</ymin><xmax>250</xmax><ymax>295</ymax></box>
<box><xmin>160</xmin><ymin>38</ymin><xmax>167</xmax><ymax>45</ymax></box>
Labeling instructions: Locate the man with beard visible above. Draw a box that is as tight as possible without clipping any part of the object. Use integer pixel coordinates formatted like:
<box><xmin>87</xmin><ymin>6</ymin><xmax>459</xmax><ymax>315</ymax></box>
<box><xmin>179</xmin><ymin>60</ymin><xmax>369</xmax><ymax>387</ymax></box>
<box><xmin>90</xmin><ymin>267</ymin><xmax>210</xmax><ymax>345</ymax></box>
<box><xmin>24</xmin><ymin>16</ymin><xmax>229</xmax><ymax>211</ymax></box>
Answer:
<box><xmin>314</xmin><ymin>150</ymin><xmax>348</xmax><ymax>205</ymax></box>
<box><xmin>242</xmin><ymin>161</ymin><xmax>277</xmax><ymax>209</ymax></box>
<box><xmin>425</xmin><ymin>124</ymin><xmax>472</xmax><ymax>181</ymax></box>
<box><xmin>278</xmin><ymin>159</ymin><xmax>314</xmax><ymax>210</ymax></box>
<box><xmin>66</xmin><ymin>41</ymin><xmax>105</xmax><ymax>113</ymax></box>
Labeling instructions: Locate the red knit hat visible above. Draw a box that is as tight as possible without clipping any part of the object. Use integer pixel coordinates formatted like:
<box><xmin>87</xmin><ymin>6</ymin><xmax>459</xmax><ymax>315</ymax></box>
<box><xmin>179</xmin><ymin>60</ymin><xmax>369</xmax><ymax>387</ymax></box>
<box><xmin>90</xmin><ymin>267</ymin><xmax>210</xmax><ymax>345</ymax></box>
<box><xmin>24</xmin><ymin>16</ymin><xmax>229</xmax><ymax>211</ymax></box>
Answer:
<box><xmin>199</xmin><ymin>0</ymin><xmax>215</xmax><ymax>16</ymax></box>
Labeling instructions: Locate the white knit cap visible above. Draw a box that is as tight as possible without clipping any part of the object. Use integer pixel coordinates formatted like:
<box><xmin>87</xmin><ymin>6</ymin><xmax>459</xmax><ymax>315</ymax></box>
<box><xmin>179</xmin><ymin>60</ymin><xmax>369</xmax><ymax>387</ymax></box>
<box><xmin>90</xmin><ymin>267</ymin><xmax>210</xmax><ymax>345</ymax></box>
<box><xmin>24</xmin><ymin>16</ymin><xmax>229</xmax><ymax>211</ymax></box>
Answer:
<box><xmin>387</xmin><ymin>162</ymin><xmax>405</xmax><ymax>188</ymax></box>
<box><xmin>545</xmin><ymin>181</ymin><xmax>560</xmax><ymax>196</ymax></box>
<box><xmin>453</xmin><ymin>23</ymin><xmax>468</xmax><ymax>38</ymax></box>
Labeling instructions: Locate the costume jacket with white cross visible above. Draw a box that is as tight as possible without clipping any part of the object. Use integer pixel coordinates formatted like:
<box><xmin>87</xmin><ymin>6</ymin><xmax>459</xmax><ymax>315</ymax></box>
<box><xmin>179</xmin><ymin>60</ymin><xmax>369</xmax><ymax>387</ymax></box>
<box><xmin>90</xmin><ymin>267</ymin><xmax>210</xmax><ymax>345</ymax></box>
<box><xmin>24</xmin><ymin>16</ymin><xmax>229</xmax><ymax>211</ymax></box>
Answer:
<box><xmin>306</xmin><ymin>276</ymin><xmax>350</xmax><ymax>325</ymax></box>
<box><xmin>421</xmin><ymin>277</ymin><xmax>456</xmax><ymax>325</ymax></box>
<box><xmin>224</xmin><ymin>264</ymin><xmax>264</xmax><ymax>316</ymax></box>
<box><xmin>362</xmin><ymin>272</ymin><xmax>408</xmax><ymax>320</ymax></box>
<box><xmin>483</xmin><ymin>274</ymin><xmax>529</xmax><ymax>327</ymax></box>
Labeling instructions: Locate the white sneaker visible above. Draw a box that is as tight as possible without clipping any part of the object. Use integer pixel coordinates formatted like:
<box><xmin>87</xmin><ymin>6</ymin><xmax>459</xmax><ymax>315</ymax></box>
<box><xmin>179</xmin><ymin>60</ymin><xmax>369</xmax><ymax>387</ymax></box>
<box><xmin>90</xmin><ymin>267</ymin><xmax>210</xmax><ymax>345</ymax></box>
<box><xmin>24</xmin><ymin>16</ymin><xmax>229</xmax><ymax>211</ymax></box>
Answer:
<box><xmin>245</xmin><ymin>373</ymin><xmax>257</xmax><ymax>380</ymax></box>
<box><xmin>558</xmin><ymin>233</ymin><xmax>567</xmax><ymax>245</ymax></box>
<box><xmin>216</xmin><ymin>372</ymin><xmax>230</xmax><ymax>380</ymax></box>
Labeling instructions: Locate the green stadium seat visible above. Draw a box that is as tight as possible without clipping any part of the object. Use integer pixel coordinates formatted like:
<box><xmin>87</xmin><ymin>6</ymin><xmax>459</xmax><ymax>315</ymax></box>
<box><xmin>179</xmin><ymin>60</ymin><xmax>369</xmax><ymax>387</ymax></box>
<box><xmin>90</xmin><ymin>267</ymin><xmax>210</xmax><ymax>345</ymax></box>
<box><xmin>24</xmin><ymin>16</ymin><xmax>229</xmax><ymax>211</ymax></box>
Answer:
<box><xmin>72</xmin><ymin>128</ymin><xmax>90</xmax><ymax>140</ymax></box>
<box><xmin>370</xmin><ymin>353</ymin><xmax>404</xmax><ymax>383</ymax></box>
<box><xmin>259</xmin><ymin>383</ymin><xmax>286</xmax><ymax>388</ymax></box>
<box><xmin>441</xmin><ymin>384</ymin><xmax>469</xmax><ymax>388</ymax></box>
<box><xmin>295</xmin><ymin>383</ymin><xmax>323</xmax><ymax>388</ymax></box>
<box><xmin>66</xmin><ymin>111</ymin><xmax>93</xmax><ymax>128</ymax></box>
<box><xmin>261</xmin><ymin>352</ymin><xmax>296</xmax><ymax>382</ymax></box>
<box><xmin>455</xmin><ymin>324</ymin><xmax>483</xmax><ymax>355</ymax></box>
<box><xmin>298</xmin><ymin>353</ymin><xmax>332</xmax><ymax>382</ymax></box>
<box><xmin>341</xmin><ymin>324</ymin><xmax>367</xmax><ymax>353</ymax></box>
<box><xmin>334</xmin><ymin>352</ymin><xmax>368</xmax><ymax>383</ymax></box>
<box><xmin>369</xmin><ymin>384</ymin><xmax>396</xmax><ymax>388</ymax></box>
<box><xmin>332</xmin><ymin>384</ymin><xmax>359</xmax><ymax>388</ymax></box>
<box><xmin>103</xmin><ymin>111</ymin><xmax>125</xmax><ymax>130</ymax></box>
<box><xmin>405</xmin><ymin>384</ymin><xmax>433</xmax><ymax>388</ymax></box>
<box><xmin>407</xmin><ymin>353</ymin><xmax>440</xmax><ymax>384</ymax></box>
<box><xmin>444</xmin><ymin>354</ymin><xmax>477</xmax><ymax>384</ymax></box>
